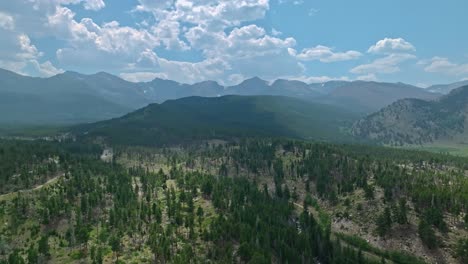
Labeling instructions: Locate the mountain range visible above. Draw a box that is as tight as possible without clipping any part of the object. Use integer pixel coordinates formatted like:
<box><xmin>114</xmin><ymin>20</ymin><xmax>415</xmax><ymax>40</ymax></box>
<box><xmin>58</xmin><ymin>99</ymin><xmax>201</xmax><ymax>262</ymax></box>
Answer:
<box><xmin>352</xmin><ymin>85</ymin><xmax>468</xmax><ymax>145</ymax></box>
<box><xmin>0</xmin><ymin>68</ymin><xmax>449</xmax><ymax>125</ymax></box>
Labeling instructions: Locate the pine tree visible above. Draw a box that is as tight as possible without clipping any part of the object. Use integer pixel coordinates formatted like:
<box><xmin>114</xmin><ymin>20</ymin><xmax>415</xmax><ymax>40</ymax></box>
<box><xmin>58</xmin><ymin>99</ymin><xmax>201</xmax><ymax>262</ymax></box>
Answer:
<box><xmin>418</xmin><ymin>219</ymin><xmax>437</xmax><ymax>249</ymax></box>
<box><xmin>376</xmin><ymin>207</ymin><xmax>392</xmax><ymax>237</ymax></box>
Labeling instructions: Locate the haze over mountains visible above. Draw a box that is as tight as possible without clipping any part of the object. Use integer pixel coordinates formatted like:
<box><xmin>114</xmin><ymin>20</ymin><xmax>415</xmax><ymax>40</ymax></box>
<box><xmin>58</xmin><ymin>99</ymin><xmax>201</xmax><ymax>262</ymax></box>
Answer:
<box><xmin>0</xmin><ymin>68</ymin><xmax>452</xmax><ymax>125</ymax></box>
<box><xmin>426</xmin><ymin>80</ymin><xmax>468</xmax><ymax>94</ymax></box>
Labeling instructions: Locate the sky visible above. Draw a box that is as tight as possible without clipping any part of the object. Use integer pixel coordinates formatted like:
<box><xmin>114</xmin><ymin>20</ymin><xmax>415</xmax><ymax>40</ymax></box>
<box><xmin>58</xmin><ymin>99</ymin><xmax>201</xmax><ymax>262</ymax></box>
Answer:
<box><xmin>0</xmin><ymin>0</ymin><xmax>467</xmax><ymax>87</ymax></box>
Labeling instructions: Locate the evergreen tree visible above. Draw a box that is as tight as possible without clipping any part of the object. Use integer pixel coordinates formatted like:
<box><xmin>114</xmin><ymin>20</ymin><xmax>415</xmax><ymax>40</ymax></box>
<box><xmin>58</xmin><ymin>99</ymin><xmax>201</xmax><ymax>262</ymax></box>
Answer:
<box><xmin>418</xmin><ymin>219</ymin><xmax>438</xmax><ymax>249</ymax></box>
<box><xmin>376</xmin><ymin>207</ymin><xmax>392</xmax><ymax>236</ymax></box>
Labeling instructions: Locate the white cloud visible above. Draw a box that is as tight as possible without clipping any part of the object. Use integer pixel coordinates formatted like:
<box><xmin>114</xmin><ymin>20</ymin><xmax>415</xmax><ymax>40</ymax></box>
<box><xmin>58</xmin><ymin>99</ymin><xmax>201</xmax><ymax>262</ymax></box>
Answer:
<box><xmin>293</xmin><ymin>45</ymin><xmax>362</xmax><ymax>62</ymax></box>
<box><xmin>120</xmin><ymin>71</ymin><xmax>165</xmax><ymax>82</ymax></box>
<box><xmin>227</xmin><ymin>74</ymin><xmax>245</xmax><ymax>84</ymax></box>
<box><xmin>48</xmin><ymin>6</ymin><xmax>166</xmax><ymax>73</ymax></box>
<box><xmin>137</xmin><ymin>0</ymin><xmax>270</xmax><ymax>30</ymax></box>
<box><xmin>48</xmin><ymin>7</ymin><xmax>159</xmax><ymax>54</ymax></box>
<box><xmin>0</xmin><ymin>0</ymin><xmax>384</xmax><ymax>85</ymax></box>
<box><xmin>151</xmin><ymin>19</ymin><xmax>189</xmax><ymax>50</ymax></box>
<box><xmin>122</xmin><ymin>57</ymin><xmax>229</xmax><ymax>84</ymax></box>
<box><xmin>31</xmin><ymin>60</ymin><xmax>64</xmax><ymax>77</ymax></box>
<box><xmin>421</xmin><ymin>57</ymin><xmax>468</xmax><ymax>76</ymax></box>
<box><xmin>17</xmin><ymin>34</ymin><xmax>43</xmax><ymax>59</ymax></box>
<box><xmin>289</xmin><ymin>75</ymin><xmax>350</xmax><ymax>83</ymax></box>
<box><xmin>83</xmin><ymin>0</ymin><xmax>105</xmax><ymax>11</ymax></box>
<box><xmin>351</xmin><ymin>53</ymin><xmax>416</xmax><ymax>74</ymax></box>
<box><xmin>278</xmin><ymin>0</ymin><xmax>304</xmax><ymax>5</ymax></box>
<box><xmin>135</xmin><ymin>0</ymin><xmax>175</xmax><ymax>11</ymax></box>
<box><xmin>308</xmin><ymin>8</ymin><xmax>319</xmax><ymax>16</ymax></box>
<box><xmin>39</xmin><ymin>0</ymin><xmax>303</xmax><ymax>84</ymax></box>
<box><xmin>356</xmin><ymin>73</ymin><xmax>377</xmax><ymax>81</ymax></box>
<box><xmin>0</xmin><ymin>28</ymin><xmax>62</xmax><ymax>77</ymax></box>
<box><xmin>0</xmin><ymin>12</ymin><xmax>14</xmax><ymax>30</ymax></box>
<box><xmin>186</xmin><ymin>24</ymin><xmax>302</xmax><ymax>83</ymax></box>
<box><xmin>416</xmin><ymin>83</ymin><xmax>429</xmax><ymax>88</ymax></box>
<box><xmin>271</xmin><ymin>28</ymin><xmax>282</xmax><ymax>36</ymax></box>
<box><xmin>368</xmin><ymin>38</ymin><xmax>415</xmax><ymax>54</ymax></box>
<box><xmin>27</xmin><ymin>0</ymin><xmax>106</xmax><ymax>11</ymax></box>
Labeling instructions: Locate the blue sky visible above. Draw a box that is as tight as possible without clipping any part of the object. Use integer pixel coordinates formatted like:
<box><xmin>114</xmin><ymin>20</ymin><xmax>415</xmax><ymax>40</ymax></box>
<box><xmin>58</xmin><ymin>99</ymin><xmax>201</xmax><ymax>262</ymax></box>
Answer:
<box><xmin>0</xmin><ymin>0</ymin><xmax>466</xmax><ymax>86</ymax></box>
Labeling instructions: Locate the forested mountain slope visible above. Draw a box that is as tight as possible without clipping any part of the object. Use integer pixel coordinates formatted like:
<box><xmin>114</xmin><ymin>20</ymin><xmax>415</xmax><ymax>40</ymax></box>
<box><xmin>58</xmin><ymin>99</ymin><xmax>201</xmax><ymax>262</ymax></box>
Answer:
<box><xmin>75</xmin><ymin>95</ymin><xmax>360</xmax><ymax>146</ymax></box>
<box><xmin>352</xmin><ymin>85</ymin><xmax>468</xmax><ymax>145</ymax></box>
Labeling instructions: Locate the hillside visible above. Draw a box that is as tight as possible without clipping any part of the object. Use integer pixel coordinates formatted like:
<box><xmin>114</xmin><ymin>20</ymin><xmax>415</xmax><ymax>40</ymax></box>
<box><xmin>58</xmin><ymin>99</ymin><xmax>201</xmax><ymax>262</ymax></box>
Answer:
<box><xmin>1</xmin><ymin>138</ymin><xmax>466</xmax><ymax>263</ymax></box>
<box><xmin>352</xmin><ymin>85</ymin><xmax>468</xmax><ymax>145</ymax></box>
<box><xmin>75</xmin><ymin>95</ymin><xmax>360</xmax><ymax>146</ymax></box>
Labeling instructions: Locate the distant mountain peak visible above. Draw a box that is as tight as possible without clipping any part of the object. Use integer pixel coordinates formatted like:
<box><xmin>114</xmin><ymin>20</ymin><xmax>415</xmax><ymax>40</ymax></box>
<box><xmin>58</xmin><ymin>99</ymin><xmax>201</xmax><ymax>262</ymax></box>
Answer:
<box><xmin>62</xmin><ymin>70</ymin><xmax>83</xmax><ymax>76</ymax></box>
<box><xmin>193</xmin><ymin>80</ymin><xmax>222</xmax><ymax>86</ymax></box>
<box><xmin>272</xmin><ymin>79</ymin><xmax>306</xmax><ymax>85</ymax></box>
<box><xmin>150</xmin><ymin>77</ymin><xmax>181</xmax><ymax>85</ymax></box>
<box><xmin>93</xmin><ymin>71</ymin><xmax>118</xmax><ymax>78</ymax></box>
<box><xmin>242</xmin><ymin>76</ymin><xmax>268</xmax><ymax>84</ymax></box>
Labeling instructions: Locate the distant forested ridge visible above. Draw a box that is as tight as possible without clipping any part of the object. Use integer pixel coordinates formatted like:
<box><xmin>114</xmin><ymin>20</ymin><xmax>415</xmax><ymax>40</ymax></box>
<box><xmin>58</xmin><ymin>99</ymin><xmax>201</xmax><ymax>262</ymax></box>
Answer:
<box><xmin>74</xmin><ymin>95</ymin><xmax>361</xmax><ymax>146</ymax></box>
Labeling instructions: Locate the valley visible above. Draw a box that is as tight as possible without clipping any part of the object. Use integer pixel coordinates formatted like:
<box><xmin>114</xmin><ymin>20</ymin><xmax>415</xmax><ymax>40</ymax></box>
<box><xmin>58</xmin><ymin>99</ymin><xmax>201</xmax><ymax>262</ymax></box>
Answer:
<box><xmin>1</xmin><ymin>1</ymin><xmax>467</xmax><ymax>263</ymax></box>
<box><xmin>1</xmin><ymin>81</ymin><xmax>467</xmax><ymax>264</ymax></box>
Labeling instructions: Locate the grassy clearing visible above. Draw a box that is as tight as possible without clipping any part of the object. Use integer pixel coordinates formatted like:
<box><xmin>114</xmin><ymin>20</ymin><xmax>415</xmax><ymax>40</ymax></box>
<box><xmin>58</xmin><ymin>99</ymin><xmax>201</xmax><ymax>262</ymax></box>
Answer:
<box><xmin>0</xmin><ymin>125</ymin><xmax>65</xmax><ymax>137</ymax></box>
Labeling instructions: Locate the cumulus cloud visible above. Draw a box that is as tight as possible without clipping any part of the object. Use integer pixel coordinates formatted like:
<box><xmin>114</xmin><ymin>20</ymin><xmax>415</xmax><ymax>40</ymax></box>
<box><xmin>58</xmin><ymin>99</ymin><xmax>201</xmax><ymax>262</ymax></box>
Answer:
<box><xmin>0</xmin><ymin>0</ymin><xmax>387</xmax><ymax>84</ymax></box>
<box><xmin>293</xmin><ymin>45</ymin><xmax>362</xmax><ymax>62</ymax></box>
<box><xmin>351</xmin><ymin>53</ymin><xmax>416</xmax><ymax>75</ymax></box>
<box><xmin>48</xmin><ymin>7</ymin><xmax>158</xmax><ymax>54</ymax></box>
<box><xmin>0</xmin><ymin>28</ymin><xmax>62</xmax><ymax>77</ymax></box>
<box><xmin>31</xmin><ymin>60</ymin><xmax>64</xmax><ymax>76</ymax></box>
<box><xmin>46</xmin><ymin>6</ymin><xmax>167</xmax><ymax>73</ymax></box>
<box><xmin>137</xmin><ymin>0</ymin><xmax>270</xmax><ymax>30</ymax></box>
<box><xmin>82</xmin><ymin>0</ymin><xmax>105</xmax><ymax>11</ymax></box>
<box><xmin>182</xmin><ymin>24</ymin><xmax>302</xmax><ymax>84</ymax></box>
<box><xmin>368</xmin><ymin>38</ymin><xmax>415</xmax><ymax>54</ymax></box>
<box><xmin>421</xmin><ymin>57</ymin><xmax>468</xmax><ymax>76</ymax></box>
<box><xmin>41</xmin><ymin>0</ymin><xmax>302</xmax><ymax>84</ymax></box>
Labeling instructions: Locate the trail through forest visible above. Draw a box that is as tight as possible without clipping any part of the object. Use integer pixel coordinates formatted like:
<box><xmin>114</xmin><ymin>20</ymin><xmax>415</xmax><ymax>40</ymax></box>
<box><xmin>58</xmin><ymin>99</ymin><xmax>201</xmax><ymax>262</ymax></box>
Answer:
<box><xmin>0</xmin><ymin>173</ymin><xmax>62</xmax><ymax>201</ymax></box>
